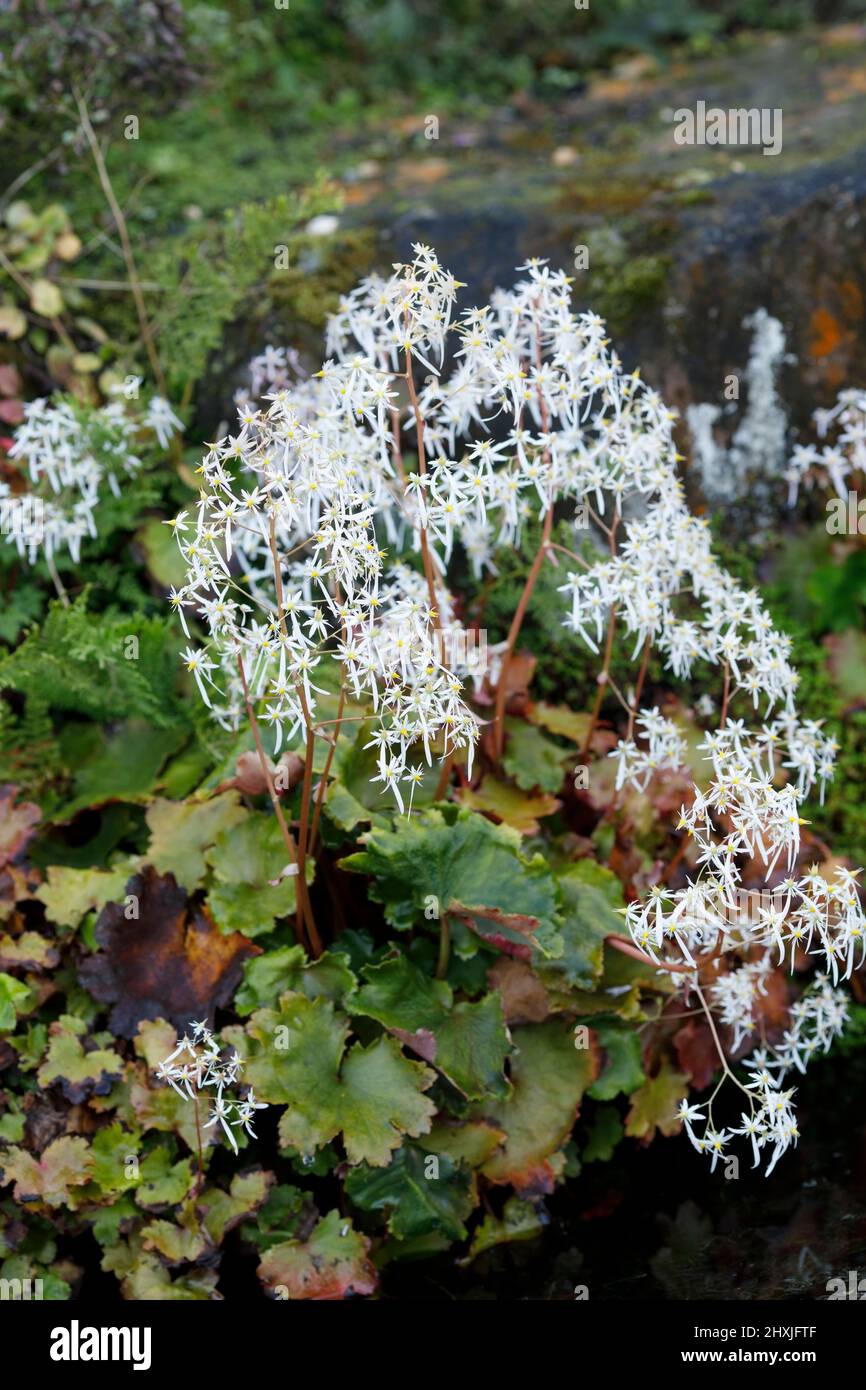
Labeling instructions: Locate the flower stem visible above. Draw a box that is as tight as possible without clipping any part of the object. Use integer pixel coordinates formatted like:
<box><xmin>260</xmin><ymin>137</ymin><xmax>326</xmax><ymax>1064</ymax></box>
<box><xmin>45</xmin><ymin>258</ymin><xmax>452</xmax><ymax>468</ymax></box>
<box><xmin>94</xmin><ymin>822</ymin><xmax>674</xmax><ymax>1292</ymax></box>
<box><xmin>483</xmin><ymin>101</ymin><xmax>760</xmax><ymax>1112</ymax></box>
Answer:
<box><xmin>309</xmin><ymin>687</ymin><xmax>344</xmax><ymax>855</ymax></box>
<box><xmin>236</xmin><ymin>652</ymin><xmax>320</xmax><ymax>956</ymax></box>
<box><xmin>492</xmin><ymin>509</ymin><xmax>553</xmax><ymax>761</ymax></box>
<box><xmin>193</xmin><ymin>1094</ymin><xmax>205</xmax><ymax>1197</ymax></box>
<box><xmin>404</xmin><ymin>349</ymin><xmax>442</xmax><ymax>638</ymax></box>
<box><xmin>579</xmin><ymin>605</ymin><xmax>618</xmax><ymax>762</ymax></box>
<box><xmin>435</xmin><ymin>910</ymin><xmax>451</xmax><ymax>980</ymax></box>
<box><xmin>493</xmin><ymin>312</ymin><xmax>553</xmax><ymax>761</ymax></box>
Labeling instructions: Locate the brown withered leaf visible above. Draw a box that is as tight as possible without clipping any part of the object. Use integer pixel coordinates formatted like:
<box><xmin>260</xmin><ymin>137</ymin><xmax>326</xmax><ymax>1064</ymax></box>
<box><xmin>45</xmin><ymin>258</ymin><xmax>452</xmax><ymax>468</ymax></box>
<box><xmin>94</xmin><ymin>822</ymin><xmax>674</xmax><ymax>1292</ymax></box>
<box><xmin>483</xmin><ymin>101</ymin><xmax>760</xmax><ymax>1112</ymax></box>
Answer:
<box><xmin>672</xmin><ymin>1018</ymin><xmax>718</xmax><ymax>1091</ymax></box>
<box><xmin>216</xmin><ymin>750</ymin><xmax>305</xmax><ymax>798</ymax></box>
<box><xmin>79</xmin><ymin>868</ymin><xmax>258</xmax><ymax>1038</ymax></box>
<box><xmin>478</xmin><ymin>651</ymin><xmax>535</xmax><ymax>721</ymax></box>
<box><xmin>488</xmin><ymin>958</ymin><xmax>550</xmax><ymax>1025</ymax></box>
<box><xmin>22</xmin><ymin>1091</ymin><xmax>73</xmax><ymax>1153</ymax></box>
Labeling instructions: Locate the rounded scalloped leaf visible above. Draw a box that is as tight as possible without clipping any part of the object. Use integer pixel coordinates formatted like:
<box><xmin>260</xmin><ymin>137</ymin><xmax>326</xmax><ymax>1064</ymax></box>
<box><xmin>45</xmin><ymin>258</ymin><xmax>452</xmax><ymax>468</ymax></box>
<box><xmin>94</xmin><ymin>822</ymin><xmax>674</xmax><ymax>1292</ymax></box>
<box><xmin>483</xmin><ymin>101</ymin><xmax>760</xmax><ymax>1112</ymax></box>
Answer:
<box><xmin>257</xmin><ymin>1211</ymin><xmax>377</xmax><ymax>1300</ymax></box>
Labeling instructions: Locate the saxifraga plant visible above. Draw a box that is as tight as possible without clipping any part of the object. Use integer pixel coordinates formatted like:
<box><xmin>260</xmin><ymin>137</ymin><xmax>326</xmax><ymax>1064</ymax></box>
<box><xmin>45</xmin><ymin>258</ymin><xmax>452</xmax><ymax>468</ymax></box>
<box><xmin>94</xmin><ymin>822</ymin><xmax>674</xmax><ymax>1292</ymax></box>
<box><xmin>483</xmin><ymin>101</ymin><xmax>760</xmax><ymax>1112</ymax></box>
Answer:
<box><xmin>164</xmin><ymin>245</ymin><xmax>863</xmax><ymax>1178</ymax></box>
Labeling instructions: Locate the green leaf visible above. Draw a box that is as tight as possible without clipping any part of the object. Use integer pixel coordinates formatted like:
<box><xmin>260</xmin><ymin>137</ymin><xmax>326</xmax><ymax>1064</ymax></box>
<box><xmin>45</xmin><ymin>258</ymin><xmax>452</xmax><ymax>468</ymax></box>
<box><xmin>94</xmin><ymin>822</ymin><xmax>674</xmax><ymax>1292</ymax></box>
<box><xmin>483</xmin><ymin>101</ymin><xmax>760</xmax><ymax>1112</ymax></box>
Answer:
<box><xmin>349</xmin><ymin>953</ymin><xmax>450</xmax><ymax>1034</ymax></box>
<box><xmin>0</xmin><ymin>304</ymin><xmax>27</xmax><ymax>339</ymax></box>
<box><xmin>425</xmin><ymin>1119</ymin><xmax>506</xmax><ymax>1169</ymax></box>
<box><xmin>437</xmin><ymin>995</ymin><xmax>511</xmax><ymax>1099</ymax></box>
<box><xmin>36</xmin><ymin>1018</ymin><xmax>125</xmax><ymax>1102</ymax></box>
<box><xmin>625</xmin><ymin>1059</ymin><xmax>689</xmax><ymax>1142</ymax></box>
<box><xmin>0</xmin><ymin>598</ymin><xmax>186</xmax><ymax>731</ymax></box>
<box><xmin>90</xmin><ymin>1123</ymin><xmax>142</xmax><ymax>1196</ymax></box>
<box><xmin>243</xmin><ymin>992</ymin><xmax>436</xmax><ymax>1166</ymax></box>
<box><xmin>205</xmin><ymin>811</ymin><xmax>311</xmax><ymax>937</ymax></box>
<box><xmin>141</xmin><ymin>1217</ymin><xmax>206</xmax><ymax>1265</ymax></box>
<box><xmin>145</xmin><ymin>793</ymin><xmax>245</xmax><ymax>891</ymax></box>
<box><xmin>236</xmin><ymin>946</ymin><xmax>356</xmax><ymax>1015</ymax></box>
<box><xmin>536</xmin><ymin>860</ymin><xmax>624</xmax><ymax>992</ymax></box>
<box><xmin>329</xmin><ymin>721</ymin><xmax>438</xmax><ymax>830</ymax></box>
<box><xmin>0</xmin><ymin>930</ymin><xmax>58</xmax><ymax>971</ymax></box>
<box><xmin>257</xmin><ymin>1210</ymin><xmax>376</xmax><ymax>1300</ymax></box>
<box><xmin>198</xmin><ymin>1169</ymin><xmax>274</xmax><ymax>1245</ymax></box>
<box><xmin>52</xmin><ymin>720</ymin><xmax>188</xmax><ymax>821</ymax></box>
<box><xmin>583</xmin><ymin>1104</ymin><xmax>624</xmax><ymax>1163</ymax></box>
<box><xmin>462</xmin><ymin>1195</ymin><xmax>543</xmax><ymax>1262</ymax></box>
<box><xmin>350</xmin><ymin>954</ymin><xmax>510</xmax><ymax>1099</ymax></box>
<box><xmin>235</xmin><ymin>945</ymin><xmax>306</xmax><ymax>1014</ymax></box>
<box><xmin>0</xmin><ymin>973</ymin><xmax>33</xmax><ymax>1031</ymax></box>
<box><xmin>135</xmin><ymin>1146</ymin><xmax>194</xmax><ymax>1209</ymax></box>
<box><xmin>36</xmin><ymin>864</ymin><xmax>132</xmax><ymax>930</ymax></box>
<box><xmin>345</xmin><ymin>1143</ymin><xmax>476</xmax><ymax>1242</ymax></box>
<box><xmin>132</xmin><ymin>1018</ymin><xmax>178</xmax><ymax>1070</ymax></box>
<box><xmin>528</xmin><ymin>702</ymin><xmax>592</xmax><ymax>744</ymax></box>
<box><xmin>136</xmin><ymin>517</ymin><xmax>188</xmax><ymax>589</ymax></box>
<box><xmin>0</xmin><ymin>1255</ymin><xmax>70</xmax><ymax>1300</ymax></box>
<box><xmin>30</xmin><ymin>277</ymin><xmax>63</xmax><ymax>316</ymax></box>
<box><xmin>502</xmin><ymin>717</ymin><xmax>566</xmax><ymax>793</ymax></box>
<box><xmin>341</xmin><ymin>806</ymin><xmax>560</xmax><ymax>943</ymax></box>
<box><xmin>476</xmin><ymin>1018</ymin><xmax>599</xmax><ymax>1192</ymax></box>
<box><xmin>240</xmin><ymin>1183</ymin><xmax>310</xmax><ymax>1250</ymax></box>
<box><xmin>589</xmin><ymin>1021</ymin><xmax>644</xmax><ymax>1100</ymax></box>
<box><xmin>114</xmin><ymin>1247</ymin><xmax>219</xmax><ymax>1300</ymax></box>
<box><xmin>317</xmin><ymin>1035</ymin><xmax>436</xmax><ymax>1168</ymax></box>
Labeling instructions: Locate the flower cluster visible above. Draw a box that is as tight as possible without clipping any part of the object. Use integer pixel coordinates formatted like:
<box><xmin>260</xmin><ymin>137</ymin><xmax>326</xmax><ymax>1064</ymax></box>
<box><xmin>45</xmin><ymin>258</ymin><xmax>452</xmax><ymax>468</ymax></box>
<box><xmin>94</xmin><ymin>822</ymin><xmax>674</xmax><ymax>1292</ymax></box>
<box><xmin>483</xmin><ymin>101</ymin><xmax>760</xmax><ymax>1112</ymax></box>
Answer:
<box><xmin>678</xmin><ymin>975</ymin><xmax>848</xmax><ymax>1175</ymax></box>
<box><xmin>623</xmin><ymin>717</ymin><xmax>859</xmax><ymax>1172</ymax></box>
<box><xmin>785</xmin><ymin>388</ymin><xmax>866</xmax><ymax>506</ymax></box>
<box><xmin>610</xmin><ymin>707</ymin><xmax>688</xmax><ymax>792</ymax></box>
<box><xmin>155</xmin><ymin>1021</ymin><xmax>266</xmax><ymax>1155</ymax></box>
<box><xmin>0</xmin><ymin>391</ymin><xmax>181</xmax><ymax>563</ymax></box>
<box><xmin>166</xmin><ymin>246</ymin><xmax>863</xmax><ymax>1174</ymax></box>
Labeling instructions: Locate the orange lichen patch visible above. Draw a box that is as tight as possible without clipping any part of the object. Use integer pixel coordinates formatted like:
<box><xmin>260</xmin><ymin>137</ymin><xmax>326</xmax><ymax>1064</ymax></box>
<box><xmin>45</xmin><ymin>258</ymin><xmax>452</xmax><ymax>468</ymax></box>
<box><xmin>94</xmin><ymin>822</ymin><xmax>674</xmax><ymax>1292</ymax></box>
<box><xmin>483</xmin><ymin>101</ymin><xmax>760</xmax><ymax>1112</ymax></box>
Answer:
<box><xmin>809</xmin><ymin>307</ymin><xmax>843</xmax><ymax>358</ymax></box>
<box><xmin>822</xmin><ymin>64</ymin><xmax>866</xmax><ymax>103</ymax></box>
<box><xmin>818</xmin><ymin>22</ymin><xmax>866</xmax><ymax>47</ymax></box>
<box><xmin>341</xmin><ymin>183</ymin><xmax>381</xmax><ymax>207</ymax></box>
<box><xmin>395</xmin><ymin>157</ymin><xmax>450</xmax><ymax>185</ymax></box>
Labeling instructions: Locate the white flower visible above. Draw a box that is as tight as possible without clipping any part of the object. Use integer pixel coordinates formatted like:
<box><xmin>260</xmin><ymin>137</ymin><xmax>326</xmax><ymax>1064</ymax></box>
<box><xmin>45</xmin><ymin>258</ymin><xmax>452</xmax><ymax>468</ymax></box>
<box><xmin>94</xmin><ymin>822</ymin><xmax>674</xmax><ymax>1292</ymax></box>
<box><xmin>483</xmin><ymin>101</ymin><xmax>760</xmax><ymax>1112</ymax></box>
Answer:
<box><xmin>156</xmin><ymin>1024</ymin><xmax>267</xmax><ymax>1154</ymax></box>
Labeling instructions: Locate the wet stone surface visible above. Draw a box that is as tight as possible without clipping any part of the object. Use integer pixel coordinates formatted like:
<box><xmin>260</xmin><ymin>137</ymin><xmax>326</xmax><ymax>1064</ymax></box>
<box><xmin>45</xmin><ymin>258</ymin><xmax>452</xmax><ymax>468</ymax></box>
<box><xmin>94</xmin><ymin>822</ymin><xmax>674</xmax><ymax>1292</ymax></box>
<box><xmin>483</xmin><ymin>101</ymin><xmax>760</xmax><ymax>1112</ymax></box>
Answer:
<box><xmin>337</xmin><ymin>27</ymin><xmax>866</xmax><ymax>431</ymax></box>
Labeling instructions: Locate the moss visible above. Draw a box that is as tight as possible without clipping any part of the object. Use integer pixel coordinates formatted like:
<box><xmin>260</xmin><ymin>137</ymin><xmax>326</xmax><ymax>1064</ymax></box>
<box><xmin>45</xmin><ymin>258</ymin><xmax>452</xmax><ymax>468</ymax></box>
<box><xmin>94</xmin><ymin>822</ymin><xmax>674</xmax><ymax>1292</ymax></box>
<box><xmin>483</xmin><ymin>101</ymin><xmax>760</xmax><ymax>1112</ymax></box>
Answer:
<box><xmin>269</xmin><ymin>229</ymin><xmax>378</xmax><ymax>330</ymax></box>
<box><xmin>672</xmin><ymin>187</ymin><xmax>717</xmax><ymax>207</ymax></box>
<box><xmin>596</xmin><ymin>254</ymin><xmax>671</xmax><ymax>333</ymax></box>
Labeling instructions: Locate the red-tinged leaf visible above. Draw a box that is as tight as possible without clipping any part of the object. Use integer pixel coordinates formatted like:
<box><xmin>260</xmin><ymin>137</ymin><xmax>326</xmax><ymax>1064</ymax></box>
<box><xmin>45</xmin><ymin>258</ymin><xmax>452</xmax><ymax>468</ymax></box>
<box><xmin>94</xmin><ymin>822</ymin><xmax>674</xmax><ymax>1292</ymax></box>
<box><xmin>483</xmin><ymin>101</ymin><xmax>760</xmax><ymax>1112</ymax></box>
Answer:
<box><xmin>0</xmin><ymin>1135</ymin><xmax>94</xmax><ymax>1206</ymax></box>
<box><xmin>257</xmin><ymin>1211</ymin><xmax>377</xmax><ymax>1300</ymax></box>
<box><xmin>390</xmin><ymin>1026</ymin><xmax>437</xmax><ymax>1063</ymax></box>
<box><xmin>0</xmin><ymin>786</ymin><xmax>40</xmax><ymax>870</ymax></box>
<box><xmin>477</xmin><ymin>1018</ymin><xmax>599</xmax><ymax>1195</ymax></box>
<box><xmin>0</xmin><ymin>364</ymin><xmax>21</xmax><ymax>397</ymax></box>
<box><xmin>449</xmin><ymin>902</ymin><xmax>541</xmax><ymax>960</ymax></box>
